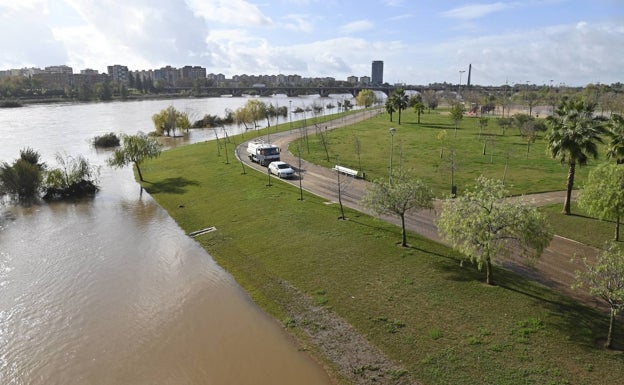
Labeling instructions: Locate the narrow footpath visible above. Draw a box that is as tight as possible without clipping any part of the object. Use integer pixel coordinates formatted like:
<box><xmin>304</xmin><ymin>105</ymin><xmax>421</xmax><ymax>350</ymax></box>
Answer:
<box><xmin>235</xmin><ymin>110</ymin><xmax>602</xmax><ymax>310</ymax></box>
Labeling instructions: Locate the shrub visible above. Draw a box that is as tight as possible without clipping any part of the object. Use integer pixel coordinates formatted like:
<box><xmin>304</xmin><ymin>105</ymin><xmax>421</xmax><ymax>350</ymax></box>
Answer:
<box><xmin>43</xmin><ymin>153</ymin><xmax>99</xmax><ymax>200</ymax></box>
<box><xmin>0</xmin><ymin>148</ymin><xmax>44</xmax><ymax>200</ymax></box>
<box><xmin>93</xmin><ymin>132</ymin><xmax>120</xmax><ymax>148</ymax></box>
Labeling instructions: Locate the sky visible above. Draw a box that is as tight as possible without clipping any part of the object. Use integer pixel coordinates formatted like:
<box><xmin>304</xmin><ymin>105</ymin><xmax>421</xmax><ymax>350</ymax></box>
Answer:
<box><xmin>0</xmin><ymin>0</ymin><xmax>622</xmax><ymax>86</ymax></box>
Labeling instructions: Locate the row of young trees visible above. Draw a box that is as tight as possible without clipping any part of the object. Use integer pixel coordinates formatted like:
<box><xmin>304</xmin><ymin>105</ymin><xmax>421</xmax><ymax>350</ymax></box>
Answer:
<box><xmin>359</xmin><ymin>94</ymin><xmax>624</xmax><ymax>349</ymax></box>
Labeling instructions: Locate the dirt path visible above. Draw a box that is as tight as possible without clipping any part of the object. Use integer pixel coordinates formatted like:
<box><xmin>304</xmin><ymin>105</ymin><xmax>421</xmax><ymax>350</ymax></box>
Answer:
<box><xmin>234</xmin><ymin>110</ymin><xmax>604</xmax><ymax>383</ymax></box>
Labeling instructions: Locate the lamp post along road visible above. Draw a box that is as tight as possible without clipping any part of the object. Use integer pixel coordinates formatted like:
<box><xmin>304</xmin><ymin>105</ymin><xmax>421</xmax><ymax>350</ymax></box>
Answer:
<box><xmin>389</xmin><ymin>127</ymin><xmax>396</xmax><ymax>184</ymax></box>
<box><xmin>289</xmin><ymin>100</ymin><xmax>292</xmax><ymax>131</ymax></box>
<box><xmin>458</xmin><ymin>70</ymin><xmax>465</xmax><ymax>98</ymax></box>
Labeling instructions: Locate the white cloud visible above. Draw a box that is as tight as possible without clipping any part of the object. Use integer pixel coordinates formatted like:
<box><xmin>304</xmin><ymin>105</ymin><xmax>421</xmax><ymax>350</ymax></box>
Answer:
<box><xmin>441</xmin><ymin>2</ymin><xmax>516</xmax><ymax>20</ymax></box>
<box><xmin>0</xmin><ymin>4</ymin><xmax>66</xmax><ymax>68</ymax></box>
<box><xmin>186</xmin><ymin>0</ymin><xmax>272</xmax><ymax>27</ymax></box>
<box><xmin>388</xmin><ymin>14</ymin><xmax>415</xmax><ymax>21</ymax></box>
<box><xmin>0</xmin><ymin>0</ymin><xmax>46</xmax><ymax>12</ymax></box>
<box><xmin>339</xmin><ymin>20</ymin><xmax>374</xmax><ymax>34</ymax></box>
<box><xmin>58</xmin><ymin>0</ymin><xmax>211</xmax><ymax>69</ymax></box>
<box><xmin>431</xmin><ymin>21</ymin><xmax>624</xmax><ymax>85</ymax></box>
<box><xmin>281</xmin><ymin>14</ymin><xmax>314</xmax><ymax>33</ymax></box>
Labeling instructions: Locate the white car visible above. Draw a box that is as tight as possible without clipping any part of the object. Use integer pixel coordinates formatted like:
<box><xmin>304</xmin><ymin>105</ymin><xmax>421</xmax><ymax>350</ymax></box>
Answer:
<box><xmin>268</xmin><ymin>161</ymin><xmax>295</xmax><ymax>179</ymax></box>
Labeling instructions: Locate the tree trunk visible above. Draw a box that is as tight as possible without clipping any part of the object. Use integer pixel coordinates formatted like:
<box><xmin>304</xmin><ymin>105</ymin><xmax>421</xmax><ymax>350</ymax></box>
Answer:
<box><xmin>400</xmin><ymin>214</ymin><xmax>407</xmax><ymax>247</ymax></box>
<box><xmin>563</xmin><ymin>161</ymin><xmax>576</xmax><ymax>215</ymax></box>
<box><xmin>486</xmin><ymin>257</ymin><xmax>493</xmax><ymax>285</ymax></box>
<box><xmin>135</xmin><ymin>163</ymin><xmax>144</xmax><ymax>182</ymax></box>
<box><xmin>606</xmin><ymin>307</ymin><xmax>615</xmax><ymax>349</ymax></box>
<box><xmin>398</xmin><ymin>109</ymin><xmax>402</xmax><ymax>125</ymax></box>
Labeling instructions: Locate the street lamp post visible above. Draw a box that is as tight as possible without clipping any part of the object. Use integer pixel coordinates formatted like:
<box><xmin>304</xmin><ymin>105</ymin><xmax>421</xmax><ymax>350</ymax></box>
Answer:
<box><xmin>289</xmin><ymin>100</ymin><xmax>292</xmax><ymax>131</ymax></box>
<box><xmin>458</xmin><ymin>70</ymin><xmax>466</xmax><ymax>98</ymax></box>
<box><xmin>389</xmin><ymin>127</ymin><xmax>396</xmax><ymax>183</ymax></box>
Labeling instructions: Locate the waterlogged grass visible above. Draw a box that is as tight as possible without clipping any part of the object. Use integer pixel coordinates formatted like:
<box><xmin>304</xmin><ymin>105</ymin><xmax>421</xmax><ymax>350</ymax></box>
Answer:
<box><xmin>141</xmin><ymin>131</ymin><xmax>624</xmax><ymax>385</ymax></box>
<box><xmin>291</xmin><ymin>108</ymin><xmax>601</xmax><ymax>196</ymax></box>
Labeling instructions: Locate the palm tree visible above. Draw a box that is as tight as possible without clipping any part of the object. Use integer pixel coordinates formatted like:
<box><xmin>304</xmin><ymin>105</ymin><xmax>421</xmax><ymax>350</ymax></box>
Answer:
<box><xmin>605</xmin><ymin>114</ymin><xmax>624</xmax><ymax>164</ymax></box>
<box><xmin>546</xmin><ymin>97</ymin><xmax>606</xmax><ymax>215</ymax></box>
<box><xmin>409</xmin><ymin>95</ymin><xmax>425</xmax><ymax>124</ymax></box>
<box><xmin>385</xmin><ymin>96</ymin><xmax>396</xmax><ymax>122</ymax></box>
<box><xmin>392</xmin><ymin>89</ymin><xmax>409</xmax><ymax>125</ymax></box>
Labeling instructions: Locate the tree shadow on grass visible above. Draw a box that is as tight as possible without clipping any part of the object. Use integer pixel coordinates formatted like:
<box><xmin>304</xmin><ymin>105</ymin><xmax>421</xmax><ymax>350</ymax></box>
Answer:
<box><xmin>420</xmin><ymin>123</ymin><xmax>455</xmax><ymax>130</ymax></box>
<box><xmin>143</xmin><ymin>177</ymin><xmax>200</xmax><ymax>195</ymax></box>
<box><xmin>493</xmin><ymin>265</ymin><xmax>624</xmax><ymax>351</ymax></box>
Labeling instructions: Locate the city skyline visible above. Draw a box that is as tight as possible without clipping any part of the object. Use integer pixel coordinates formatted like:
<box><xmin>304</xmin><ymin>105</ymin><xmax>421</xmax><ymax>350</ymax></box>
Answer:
<box><xmin>0</xmin><ymin>1</ymin><xmax>622</xmax><ymax>87</ymax></box>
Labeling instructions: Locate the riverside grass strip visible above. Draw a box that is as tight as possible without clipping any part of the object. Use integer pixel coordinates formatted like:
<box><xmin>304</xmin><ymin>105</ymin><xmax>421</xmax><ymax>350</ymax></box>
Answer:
<box><xmin>141</xmin><ymin>110</ymin><xmax>623</xmax><ymax>385</ymax></box>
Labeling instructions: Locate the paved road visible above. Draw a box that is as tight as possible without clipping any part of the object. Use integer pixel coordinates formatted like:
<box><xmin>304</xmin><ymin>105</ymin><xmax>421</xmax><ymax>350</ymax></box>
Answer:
<box><xmin>235</xmin><ymin>110</ymin><xmax>602</xmax><ymax>309</ymax></box>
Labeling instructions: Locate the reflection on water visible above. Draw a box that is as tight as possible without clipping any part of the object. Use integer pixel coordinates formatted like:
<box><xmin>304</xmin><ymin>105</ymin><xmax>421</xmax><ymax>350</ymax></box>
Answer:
<box><xmin>0</xmin><ymin>99</ymin><xmax>334</xmax><ymax>385</ymax></box>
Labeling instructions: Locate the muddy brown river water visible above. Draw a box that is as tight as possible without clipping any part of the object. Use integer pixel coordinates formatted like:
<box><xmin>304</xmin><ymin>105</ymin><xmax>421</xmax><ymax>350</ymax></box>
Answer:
<box><xmin>0</xmin><ymin>97</ymin><xmax>349</xmax><ymax>384</ymax></box>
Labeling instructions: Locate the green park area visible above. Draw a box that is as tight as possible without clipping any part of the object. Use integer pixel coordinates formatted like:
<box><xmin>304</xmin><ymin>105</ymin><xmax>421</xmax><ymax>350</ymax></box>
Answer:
<box><xmin>140</xmin><ymin>106</ymin><xmax>623</xmax><ymax>384</ymax></box>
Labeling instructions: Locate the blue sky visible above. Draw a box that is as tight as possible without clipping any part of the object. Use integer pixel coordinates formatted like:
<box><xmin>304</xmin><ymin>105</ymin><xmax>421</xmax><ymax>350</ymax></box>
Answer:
<box><xmin>0</xmin><ymin>0</ymin><xmax>622</xmax><ymax>86</ymax></box>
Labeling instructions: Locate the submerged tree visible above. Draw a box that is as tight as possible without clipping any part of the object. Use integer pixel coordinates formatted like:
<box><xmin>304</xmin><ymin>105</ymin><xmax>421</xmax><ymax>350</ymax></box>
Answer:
<box><xmin>44</xmin><ymin>152</ymin><xmax>99</xmax><ymax>199</ymax></box>
<box><xmin>573</xmin><ymin>242</ymin><xmax>624</xmax><ymax>349</ymax></box>
<box><xmin>152</xmin><ymin>106</ymin><xmax>191</xmax><ymax>136</ymax></box>
<box><xmin>0</xmin><ymin>148</ymin><xmax>45</xmax><ymax>200</ymax></box>
<box><xmin>107</xmin><ymin>132</ymin><xmax>162</xmax><ymax>182</ymax></box>
<box><xmin>361</xmin><ymin>170</ymin><xmax>434</xmax><ymax>247</ymax></box>
<box><xmin>355</xmin><ymin>89</ymin><xmax>376</xmax><ymax>108</ymax></box>
<box><xmin>437</xmin><ymin>176</ymin><xmax>552</xmax><ymax>285</ymax></box>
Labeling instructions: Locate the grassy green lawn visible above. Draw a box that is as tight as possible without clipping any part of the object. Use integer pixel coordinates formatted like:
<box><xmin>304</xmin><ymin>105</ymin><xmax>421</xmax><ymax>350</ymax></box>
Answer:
<box><xmin>141</xmin><ymin>115</ymin><xmax>623</xmax><ymax>384</ymax></box>
<box><xmin>291</xmin><ymin>108</ymin><xmax>599</xmax><ymax>197</ymax></box>
<box><xmin>541</xmin><ymin>202</ymin><xmax>618</xmax><ymax>248</ymax></box>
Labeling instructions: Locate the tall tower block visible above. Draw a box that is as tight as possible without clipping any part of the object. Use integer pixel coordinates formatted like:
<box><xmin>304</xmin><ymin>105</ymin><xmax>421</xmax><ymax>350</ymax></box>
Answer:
<box><xmin>371</xmin><ymin>60</ymin><xmax>384</xmax><ymax>85</ymax></box>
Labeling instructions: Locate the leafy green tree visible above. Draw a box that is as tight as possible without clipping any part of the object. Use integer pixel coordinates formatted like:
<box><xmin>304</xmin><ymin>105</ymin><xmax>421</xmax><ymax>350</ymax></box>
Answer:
<box><xmin>77</xmin><ymin>84</ymin><xmax>93</xmax><ymax>101</ymax></box>
<box><xmin>0</xmin><ymin>148</ymin><xmax>45</xmax><ymax>200</ymax></box>
<box><xmin>546</xmin><ymin>97</ymin><xmax>606</xmax><ymax>215</ymax></box>
<box><xmin>497</xmin><ymin>117</ymin><xmax>513</xmax><ymax>135</ymax></box>
<box><xmin>96</xmin><ymin>81</ymin><xmax>112</xmax><ymax>101</ymax></box>
<box><xmin>234</xmin><ymin>99</ymin><xmax>267</xmax><ymax>130</ymax></box>
<box><xmin>478</xmin><ymin>116</ymin><xmax>489</xmax><ymax>138</ymax></box>
<box><xmin>605</xmin><ymin>113</ymin><xmax>624</xmax><ymax>164</ymax></box>
<box><xmin>246</xmin><ymin>99</ymin><xmax>267</xmax><ymax>129</ymax></box>
<box><xmin>578</xmin><ymin>163</ymin><xmax>624</xmax><ymax>241</ymax></box>
<box><xmin>512</xmin><ymin>113</ymin><xmax>533</xmax><ymax>135</ymax></box>
<box><xmin>437</xmin><ymin>176</ymin><xmax>552</xmax><ymax>285</ymax></box>
<box><xmin>422</xmin><ymin>89</ymin><xmax>439</xmax><ymax>111</ymax></box>
<box><xmin>107</xmin><ymin>133</ymin><xmax>162</xmax><ymax>181</ymax></box>
<box><xmin>573</xmin><ymin>242</ymin><xmax>624</xmax><ymax>349</ymax></box>
<box><xmin>449</xmin><ymin>103</ymin><xmax>464</xmax><ymax>136</ymax></box>
<box><xmin>525</xmin><ymin>90</ymin><xmax>540</xmax><ymax>117</ymax></box>
<box><xmin>391</xmin><ymin>88</ymin><xmax>409</xmax><ymax>125</ymax></box>
<box><xmin>152</xmin><ymin>106</ymin><xmax>191</xmax><ymax>137</ymax></box>
<box><xmin>361</xmin><ymin>170</ymin><xmax>434</xmax><ymax>247</ymax></box>
<box><xmin>355</xmin><ymin>89</ymin><xmax>375</xmax><ymax>108</ymax></box>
